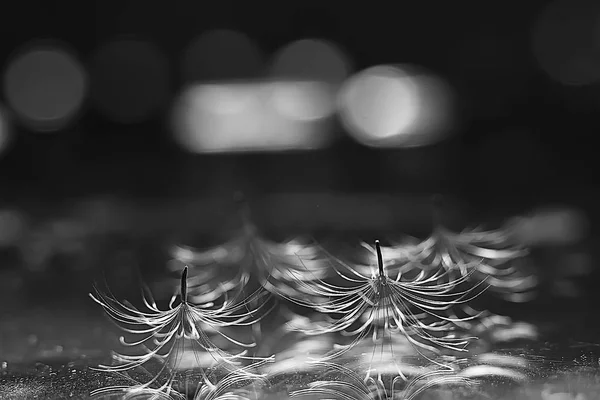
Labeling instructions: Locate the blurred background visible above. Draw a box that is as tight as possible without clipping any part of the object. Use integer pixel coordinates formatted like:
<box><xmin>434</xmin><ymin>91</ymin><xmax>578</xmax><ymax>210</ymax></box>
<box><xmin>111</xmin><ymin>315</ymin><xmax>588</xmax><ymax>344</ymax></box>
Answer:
<box><xmin>0</xmin><ymin>0</ymin><xmax>599</xmax><ymax>396</ymax></box>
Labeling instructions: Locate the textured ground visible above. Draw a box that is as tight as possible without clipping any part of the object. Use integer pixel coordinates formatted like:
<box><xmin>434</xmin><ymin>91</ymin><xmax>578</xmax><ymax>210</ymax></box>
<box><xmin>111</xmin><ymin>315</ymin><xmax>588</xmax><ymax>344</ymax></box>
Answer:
<box><xmin>1</xmin><ymin>283</ymin><xmax>600</xmax><ymax>400</ymax></box>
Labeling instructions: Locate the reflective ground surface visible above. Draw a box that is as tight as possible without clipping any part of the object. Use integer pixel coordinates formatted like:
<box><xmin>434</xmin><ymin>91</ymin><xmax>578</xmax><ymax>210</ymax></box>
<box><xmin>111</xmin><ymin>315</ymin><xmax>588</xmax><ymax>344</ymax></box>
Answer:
<box><xmin>0</xmin><ymin>196</ymin><xmax>598</xmax><ymax>399</ymax></box>
<box><xmin>1</xmin><ymin>272</ymin><xmax>600</xmax><ymax>400</ymax></box>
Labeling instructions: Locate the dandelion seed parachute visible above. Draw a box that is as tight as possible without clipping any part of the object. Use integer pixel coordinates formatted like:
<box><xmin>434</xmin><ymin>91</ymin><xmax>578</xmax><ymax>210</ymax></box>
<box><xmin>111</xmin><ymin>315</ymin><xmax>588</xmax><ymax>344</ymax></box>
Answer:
<box><xmin>282</xmin><ymin>240</ymin><xmax>484</xmax><ymax>384</ymax></box>
<box><xmin>352</xmin><ymin>239</ymin><xmax>491</xmax><ymax>332</ymax></box>
<box><xmin>366</xmin><ymin>197</ymin><xmax>538</xmax><ymax>303</ymax></box>
<box><xmin>254</xmin><ymin>236</ymin><xmax>336</xmax><ymax>303</ymax></box>
<box><xmin>391</xmin><ymin>196</ymin><xmax>538</xmax><ymax>301</ymax></box>
<box><xmin>420</xmin><ymin>224</ymin><xmax>534</xmax><ymax>292</ymax></box>
<box><xmin>89</xmin><ymin>266</ymin><xmax>273</xmax><ymax>397</ymax></box>
<box><xmin>170</xmin><ymin>216</ymin><xmax>334</xmax><ymax>305</ymax></box>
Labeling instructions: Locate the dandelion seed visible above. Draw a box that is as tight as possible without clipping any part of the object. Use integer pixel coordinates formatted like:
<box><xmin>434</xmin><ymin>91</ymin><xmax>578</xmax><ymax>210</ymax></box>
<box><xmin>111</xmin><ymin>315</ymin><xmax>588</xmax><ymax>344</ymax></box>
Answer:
<box><xmin>170</xmin><ymin>216</ymin><xmax>333</xmax><ymax>305</ymax></box>
<box><xmin>324</xmin><ymin>240</ymin><xmax>486</xmax><ymax>340</ymax></box>
<box><xmin>254</xmin><ymin>236</ymin><xmax>335</xmax><ymax>303</ymax></box>
<box><xmin>283</xmin><ymin>240</ymin><xmax>483</xmax><ymax>383</ymax></box>
<box><xmin>400</xmin><ymin>199</ymin><xmax>538</xmax><ymax>301</ymax></box>
<box><xmin>180</xmin><ymin>194</ymin><xmax>333</xmax><ymax>305</ymax></box>
<box><xmin>89</xmin><ymin>266</ymin><xmax>273</xmax><ymax>397</ymax></box>
<box><xmin>169</xmin><ymin>220</ymin><xmax>328</xmax><ymax>362</ymax></box>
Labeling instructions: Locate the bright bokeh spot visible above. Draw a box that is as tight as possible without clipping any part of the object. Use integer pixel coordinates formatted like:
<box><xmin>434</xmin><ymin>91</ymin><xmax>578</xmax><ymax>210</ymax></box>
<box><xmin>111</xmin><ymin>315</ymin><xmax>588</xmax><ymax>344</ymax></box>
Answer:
<box><xmin>267</xmin><ymin>38</ymin><xmax>352</xmax><ymax>121</ymax></box>
<box><xmin>181</xmin><ymin>29</ymin><xmax>264</xmax><ymax>83</ymax></box>
<box><xmin>532</xmin><ymin>0</ymin><xmax>600</xmax><ymax>86</ymax></box>
<box><xmin>339</xmin><ymin>66</ymin><xmax>419</xmax><ymax>140</ymax></box>
<box><xmin>2</xmin><ymin>41</ymin><xmax>87</xmax><ymax>132</ymax></box>
<box><xmin>338</xmin><ymin>64</ymin><xmax>454</xmax><ymax>148</ymax></box>
<box><xmin>90</xmin><ymin>38</ymin><xmax>170</xmax><ymax>124</ymax></box>
<box><xmin>266</xmin><ymin>81</ymin><xmax>335</xmax><ymax>122</ymax></box>
<box><xmin>173</xmin><ymin>37</ymin><xmax>348</xmax><ymax>153</ymax></box>
<box><xmin>171</xmin><ymin>82</ymin><xmax>333</xmax><ymax>153</ymax></box>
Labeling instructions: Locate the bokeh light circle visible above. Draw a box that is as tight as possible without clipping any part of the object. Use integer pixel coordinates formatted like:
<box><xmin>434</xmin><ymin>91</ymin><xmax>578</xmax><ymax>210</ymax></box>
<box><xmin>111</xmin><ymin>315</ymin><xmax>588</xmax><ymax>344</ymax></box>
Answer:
<box><xmin>171</xmin><ymin>84</ymin><xmax>262</xmax><ymax>153</ymax></box>
<box><xmin>532</xmin><ymin>0</ymin><xmax>600</xmax><ymax>86</ymax></box>
<box><xmin>337</xmin><ymin>64</ymin><xmax>454</xmax><ymax>148</ymax></box>
<box><xmin>269</xmin><ymin>38</ymin><xmax>351</xmax><ymax>84</ymax></box>
<box><xmin>267</xmin><ymin>81</ymin><xmax>335</xmax><ymax>122</ymax></box>
<box><xmin>2</xmin><ymin>40</ymin><xmax>88</xmax><ymax>132</ymax></box>
<box><xmin>267</xmin><ymin>38</ymin><xmax>352</xmax><ymax>121</ymax></box>
<box><xmin>171</xmin><ymin>82</ymin><xmax>334</xmax><ymax>153</ymax></box>
<box><xmin>181</xmin><ymin>29</ymin><xmax>264</xmax><ymax>83</ymax></box>
<box><xmin>90</xmin><ymin>38</ymin><xmax>170</xmax><ymax>124</ymax></box>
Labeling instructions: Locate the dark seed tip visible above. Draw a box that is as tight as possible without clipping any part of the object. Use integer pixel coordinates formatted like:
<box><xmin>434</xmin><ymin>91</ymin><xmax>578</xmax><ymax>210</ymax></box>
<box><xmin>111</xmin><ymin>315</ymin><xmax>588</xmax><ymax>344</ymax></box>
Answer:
<box><xmin>180</xmin><ymin>266</ymin><xmax>188</xmax><ymax>301</ymax></box>
<box><xmin>375</xmin><ymin>240</ymin><xmax>384</xmax><ymax>276</ymax></box>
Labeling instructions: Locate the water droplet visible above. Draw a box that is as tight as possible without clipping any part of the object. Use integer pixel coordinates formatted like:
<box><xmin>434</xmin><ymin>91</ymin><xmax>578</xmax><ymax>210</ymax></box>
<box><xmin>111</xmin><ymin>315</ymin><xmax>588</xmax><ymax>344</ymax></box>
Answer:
<box><xmin>35</xmin><ymin>362</ymin><xmax>51</xmax><ymax>375</ymax></box>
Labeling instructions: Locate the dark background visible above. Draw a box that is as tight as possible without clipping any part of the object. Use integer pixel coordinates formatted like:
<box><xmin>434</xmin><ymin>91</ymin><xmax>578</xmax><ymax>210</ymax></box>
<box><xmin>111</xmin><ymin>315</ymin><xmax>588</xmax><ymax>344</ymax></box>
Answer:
<box><xmin>0</xmin><ymin>0</ymin><xmax>597</xmax><ymax>200</ymax></box>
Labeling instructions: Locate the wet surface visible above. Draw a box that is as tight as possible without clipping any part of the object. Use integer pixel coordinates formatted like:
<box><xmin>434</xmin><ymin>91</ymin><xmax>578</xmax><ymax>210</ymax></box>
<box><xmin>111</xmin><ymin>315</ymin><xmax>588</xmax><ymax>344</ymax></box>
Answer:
<box><xmin>1</xmin><ymin>301</ymin><xmax>600</xmax><ymax>399</ymax></box>
<box><xmin>1</xmin><ymin>359</ymin><xmax>114</xmax><ymax>400</ymax></box>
